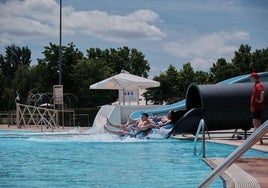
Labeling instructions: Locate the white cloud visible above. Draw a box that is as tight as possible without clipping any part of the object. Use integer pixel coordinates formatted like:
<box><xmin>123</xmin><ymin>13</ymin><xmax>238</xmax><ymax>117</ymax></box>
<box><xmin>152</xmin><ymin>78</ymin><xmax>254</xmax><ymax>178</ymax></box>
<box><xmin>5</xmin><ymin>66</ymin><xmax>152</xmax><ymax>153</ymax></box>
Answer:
<box><xmin>164</xmin><ymin>31</ymin><xmax>250</xmax><ymax>70</ymax></box>
<box><xmin>64</xmin><ymin>9</ymin><xmax>165</xmax><ymax>42</ymax></box>
<box><xmin>0</xmin><ymin>0</ymin><xmax>60</xmax><ymax>43</ymax></box>
<box><xmin>0</xmin><ymin>0</ymin><xmax>165</xmax><ymax>45</ymax></box>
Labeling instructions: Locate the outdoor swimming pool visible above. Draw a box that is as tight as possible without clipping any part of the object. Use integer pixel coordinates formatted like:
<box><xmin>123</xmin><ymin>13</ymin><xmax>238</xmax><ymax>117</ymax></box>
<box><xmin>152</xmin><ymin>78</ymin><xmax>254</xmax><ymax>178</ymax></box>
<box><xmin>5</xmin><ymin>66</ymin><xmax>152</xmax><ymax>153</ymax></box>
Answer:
<box><xmin>0</xmin><ymin>129</ymin><xmax>268</xmax><ymax>188</ymax></box>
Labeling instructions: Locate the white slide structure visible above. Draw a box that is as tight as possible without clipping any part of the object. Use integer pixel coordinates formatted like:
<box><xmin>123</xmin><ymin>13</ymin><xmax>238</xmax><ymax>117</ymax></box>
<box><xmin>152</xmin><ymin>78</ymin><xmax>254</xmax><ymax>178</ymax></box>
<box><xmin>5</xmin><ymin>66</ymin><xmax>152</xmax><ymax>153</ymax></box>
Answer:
<box><xmin>86</xmin><ymin>105</ymin><xmax>120</xmax><ymax>134</ymax></box>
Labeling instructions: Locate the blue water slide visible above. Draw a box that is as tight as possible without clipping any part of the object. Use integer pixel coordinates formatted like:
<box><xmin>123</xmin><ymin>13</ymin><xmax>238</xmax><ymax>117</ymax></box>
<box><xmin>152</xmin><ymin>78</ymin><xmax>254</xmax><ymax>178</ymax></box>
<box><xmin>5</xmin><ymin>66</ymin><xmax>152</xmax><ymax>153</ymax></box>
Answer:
<box><xmin>129</xmin><ymin>99</ymin><xmax>186</xmax><ymax>119</ymax></box>
<box><xmin>129</xmin><ymin>72</ymin><xmax>257</xmax><ymax>120</ymax></box>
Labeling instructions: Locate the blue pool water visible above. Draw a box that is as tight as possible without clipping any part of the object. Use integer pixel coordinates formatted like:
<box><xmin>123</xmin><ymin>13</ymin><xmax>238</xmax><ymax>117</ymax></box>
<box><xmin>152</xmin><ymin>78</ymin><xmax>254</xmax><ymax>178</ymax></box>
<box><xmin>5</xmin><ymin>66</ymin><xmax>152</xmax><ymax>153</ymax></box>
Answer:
<box><xmin>0</xmin><ymin>130</ymin><xmax>267</xmax><ymax>188</ymax></box>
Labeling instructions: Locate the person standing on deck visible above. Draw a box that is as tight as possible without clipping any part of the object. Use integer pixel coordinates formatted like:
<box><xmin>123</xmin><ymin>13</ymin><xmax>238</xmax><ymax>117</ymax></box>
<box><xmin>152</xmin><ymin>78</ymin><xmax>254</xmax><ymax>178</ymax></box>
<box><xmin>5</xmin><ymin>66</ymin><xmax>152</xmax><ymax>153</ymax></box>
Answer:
<box><xmin>250</xmin><ymin>72</ymin><xmax>265</xmax><ymax>144</ymax></box>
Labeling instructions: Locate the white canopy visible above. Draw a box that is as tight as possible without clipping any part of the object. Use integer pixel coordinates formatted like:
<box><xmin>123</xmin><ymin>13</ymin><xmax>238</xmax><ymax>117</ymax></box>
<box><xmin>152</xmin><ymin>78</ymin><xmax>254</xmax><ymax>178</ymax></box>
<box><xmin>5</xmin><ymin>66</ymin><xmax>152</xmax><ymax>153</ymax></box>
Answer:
<box><xmin>89</xmin><ymin>70</ymin><xmax>160</xmax><ymax>90</ymax></box>
<box><xmin>89</xmin><ymin>70</ymin><xmax>160</xmax><ymax>105</ymax></box>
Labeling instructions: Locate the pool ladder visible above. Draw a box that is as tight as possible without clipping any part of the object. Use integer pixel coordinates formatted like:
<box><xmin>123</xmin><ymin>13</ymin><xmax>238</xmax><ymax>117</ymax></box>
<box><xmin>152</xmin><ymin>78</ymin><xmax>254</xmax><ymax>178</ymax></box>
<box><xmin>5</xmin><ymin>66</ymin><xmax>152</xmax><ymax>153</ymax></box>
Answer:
<box><xmin>40</xmin><ymin>117</ymin><xmax>54</xmax><ymax>132</ymax></box>
<box><xmin>193</xmin><ymin>119</ymin><xmax>206</xmax><ymax>158</ymax></box>
<box><xmin>196</xmin><ymin>120</ymin><xmax>268</xmax><ymax>188</ymax></box>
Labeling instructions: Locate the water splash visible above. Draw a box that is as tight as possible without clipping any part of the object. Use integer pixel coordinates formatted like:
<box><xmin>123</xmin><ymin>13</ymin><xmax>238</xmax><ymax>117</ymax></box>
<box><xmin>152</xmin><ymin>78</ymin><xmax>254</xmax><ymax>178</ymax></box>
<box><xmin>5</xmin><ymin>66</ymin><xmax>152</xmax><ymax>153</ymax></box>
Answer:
<box><xmin>26</xmin><ymin>132</ymin><xmax>152</xmax><ymax>143</ymax></box>
<box><xmin>25</xmin><ymin>126</ymin><xmax>171</xmax><ymax>143</ymax></box>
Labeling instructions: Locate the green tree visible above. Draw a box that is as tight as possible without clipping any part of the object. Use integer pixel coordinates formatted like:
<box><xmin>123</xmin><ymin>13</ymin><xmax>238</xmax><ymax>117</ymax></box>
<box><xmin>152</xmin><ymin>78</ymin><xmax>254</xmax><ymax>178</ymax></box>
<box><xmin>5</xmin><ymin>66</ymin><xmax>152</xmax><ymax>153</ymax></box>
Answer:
<box><xmin>30</xmin><ymin>62</ymin><xmax>50</xmax><ymax>93</ymax></box>
<box><xmin>0</xmin><ymin>44</ymin><xmax>31</xmax><ymax>78</ymax></box>
<box><xmin>129</xmin><ymin>48</ymin><xmax>150</xmax><ymax>77</ymax></box>
<box><xmin>232</xmin><ymin>44</ymin><xmax>251</xmax><ymax>74</ymax></box>
<box><xmin>193</xmin><ymin>71</ymin><xmax>212</xmax><ymax>84</ymax></box>
<box><xmin>145</xmin><ymin>65</ymin><xmax>181</xmax><ymax>104</ymax></box>
<box><xmin>250</xmin><ymin>48</ymin><xmax>268</xmax><ymax>72</ymax></box>
<box><xmin>12</xmin><ymin>65</ymin><xmax>32</xmax><ymax>103</ymax></box>
<box><xmin>87</xmin><ymin>47</ymin><xmax>151</xmax><ymax>77</ymax></box>
<box><xmin>0</xmin><ymin>45</ymin><xmax>31</xmax><ymax>110</ymax></box>
<box><xmin>177</xmin><ymin>63</ymin><xmax>195</xmax><ymax>98</ymax></box>
<box><xmin>33</xmin><ymin>42</ymin><xmax>83</xmax><ymax>93</ymax></box>
<box><xmin>144</xmin><ymin>76</ymin><xmax>163</xmax><ymax>104</ymax></box>
<box><xmin>145</xmin><ymin>63</ymin><xmax>212</xmax><ymax>104</ymax></box>
<box><xmin>210</xmin><ymin>58</ymin><xmax>240</xmax><ymax>83</ymax></box>
<box><xmin>114</xmin><ymin>46</ymin><xmax>130</xmax><ymax>73</ymax></box>
<box><xmin>158</xmin><ymin>65</ymin><xmax>180</xmax><ymax>103</ymax></box>
<box><xmin>72</xmin><ymin>58</ymin><xmax>115</xmax><ymax>107</ymax></box>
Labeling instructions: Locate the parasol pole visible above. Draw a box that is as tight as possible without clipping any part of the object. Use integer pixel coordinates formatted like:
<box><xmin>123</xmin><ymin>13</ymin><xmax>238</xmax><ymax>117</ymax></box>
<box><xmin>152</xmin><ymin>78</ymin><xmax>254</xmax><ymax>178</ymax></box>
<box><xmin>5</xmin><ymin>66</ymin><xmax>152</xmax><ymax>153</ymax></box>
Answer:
<box><xmin>138</xmin><ymin>87</ymin><xmax>140</xmax><ymax>105</ymax></box>
<box><xmin>123</xmin><ymin>88</ymin><xmax>125</xmax><ymax>105</ymax></box>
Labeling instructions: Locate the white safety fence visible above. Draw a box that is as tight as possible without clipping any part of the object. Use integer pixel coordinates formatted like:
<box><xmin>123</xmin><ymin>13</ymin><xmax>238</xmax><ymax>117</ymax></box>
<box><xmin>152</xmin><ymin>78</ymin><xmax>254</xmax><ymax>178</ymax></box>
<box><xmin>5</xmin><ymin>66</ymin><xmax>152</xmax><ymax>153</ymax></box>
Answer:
<box><xmin>16</xmin><ymin>103</ymin><xmax>58</xmax><ymax>128</ymax></box>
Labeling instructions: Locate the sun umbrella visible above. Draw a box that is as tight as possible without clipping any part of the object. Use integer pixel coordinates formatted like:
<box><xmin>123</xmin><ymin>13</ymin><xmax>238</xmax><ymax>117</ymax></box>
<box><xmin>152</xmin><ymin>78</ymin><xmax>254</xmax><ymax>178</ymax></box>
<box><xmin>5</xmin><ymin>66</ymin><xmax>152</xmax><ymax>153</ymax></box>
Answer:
<box><xmin>89</xmin><ymin>70</ymin><xmax>160</xmax><ymax>90</ymax></box>
<box><xmin>89</xmin><ymin>70</ymin><xmax>160</xmax><ymax>104</ymax></box>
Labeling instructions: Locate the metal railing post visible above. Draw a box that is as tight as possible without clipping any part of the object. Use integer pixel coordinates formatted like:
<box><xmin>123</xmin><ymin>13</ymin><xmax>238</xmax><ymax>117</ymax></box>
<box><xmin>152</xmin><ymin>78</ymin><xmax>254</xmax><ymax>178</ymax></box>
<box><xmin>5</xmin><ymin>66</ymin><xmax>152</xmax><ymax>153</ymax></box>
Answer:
<box><xmin>196</xmin><ymin>120</ymin><xmax>268</xmax><ymax>188</ymax></box>
<box><xmin>194</xmin><ymin>119</ymin><xmax>206</xmax><ymax>157</ymax></box>
<box><xmin>202</xmin><ymin>120</ymin><xmax>206</xmax><ymax>158</ymax></box>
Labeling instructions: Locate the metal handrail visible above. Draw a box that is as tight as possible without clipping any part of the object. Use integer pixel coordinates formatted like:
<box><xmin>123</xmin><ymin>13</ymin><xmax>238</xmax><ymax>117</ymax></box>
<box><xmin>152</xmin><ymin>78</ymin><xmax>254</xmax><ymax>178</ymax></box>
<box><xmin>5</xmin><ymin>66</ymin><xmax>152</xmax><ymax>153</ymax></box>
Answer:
<box><xmin>196</xmin><ymin>120</ymin><xmax>268</xmax><ymax>188</ymax></box>
<box><xmin>193</xmin><ymin>119</ymin><xmax>206</xmax><ymax>157</ymax></box>
<box><xmin>40</xmin><ymin>117</ymin><xmax>54</xmax><ymax>132</ymax></box>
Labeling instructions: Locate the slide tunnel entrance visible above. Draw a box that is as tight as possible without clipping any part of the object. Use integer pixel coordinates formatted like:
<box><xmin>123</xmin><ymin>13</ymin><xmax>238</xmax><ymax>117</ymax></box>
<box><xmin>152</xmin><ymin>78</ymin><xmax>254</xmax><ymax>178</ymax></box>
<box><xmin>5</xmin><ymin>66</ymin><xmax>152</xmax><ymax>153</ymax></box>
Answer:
<box><xmin>186</xmin><ymin>83</ymin><xmax>203</xmax><ymax>110</ymax></box>
<box><xmin>169</xmin><ymin>82</ymin><xmax>268</xmax><ymax>136</ymax></box>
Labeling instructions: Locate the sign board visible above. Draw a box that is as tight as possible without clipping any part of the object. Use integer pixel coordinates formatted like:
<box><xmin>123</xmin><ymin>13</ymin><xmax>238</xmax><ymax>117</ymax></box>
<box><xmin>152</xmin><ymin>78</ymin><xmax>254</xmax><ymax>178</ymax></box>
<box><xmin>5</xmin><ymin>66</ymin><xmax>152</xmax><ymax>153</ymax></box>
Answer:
<box><xmin>119</xmin><ymin>89</ymin><xmax>138</xmax><ymax>104</ymax></box>
<box><xmin>53</xmin><ymin>85</ymin><xmax>63</xmax><ymax>104</ymax></box>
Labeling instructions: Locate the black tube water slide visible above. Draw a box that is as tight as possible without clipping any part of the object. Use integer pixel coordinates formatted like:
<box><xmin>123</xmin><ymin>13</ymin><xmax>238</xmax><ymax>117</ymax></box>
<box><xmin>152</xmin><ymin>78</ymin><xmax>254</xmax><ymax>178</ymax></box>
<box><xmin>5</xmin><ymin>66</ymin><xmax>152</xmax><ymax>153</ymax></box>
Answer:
<box><xmin>168</xmin><ymin>82</ymin><xmax>268</xmax><ymax>137</ymax></box>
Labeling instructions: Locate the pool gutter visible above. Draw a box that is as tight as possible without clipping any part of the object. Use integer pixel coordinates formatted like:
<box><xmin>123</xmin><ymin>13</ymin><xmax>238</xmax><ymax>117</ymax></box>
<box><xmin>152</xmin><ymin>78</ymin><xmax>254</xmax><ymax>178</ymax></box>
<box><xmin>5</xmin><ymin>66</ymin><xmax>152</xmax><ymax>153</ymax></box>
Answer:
<box><xmin>203</xmin><ymin>158</ymin><xmax>263</xmax><ymax>188</ymax></box>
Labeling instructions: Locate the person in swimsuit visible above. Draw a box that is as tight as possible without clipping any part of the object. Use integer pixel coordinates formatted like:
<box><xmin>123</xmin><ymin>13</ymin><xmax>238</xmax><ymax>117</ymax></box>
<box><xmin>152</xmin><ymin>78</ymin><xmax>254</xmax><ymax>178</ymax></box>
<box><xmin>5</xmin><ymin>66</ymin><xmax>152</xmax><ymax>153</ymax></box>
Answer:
<box><xmin>105</xmin><ymin>113</ymin><xmax>157</xmax><ymax>137</ymax></box>
<box><xmin>250</xmin><ymin>72</ymin><xmax>265</xmax><ymax>145</ymax></box>
<box><xmin>152</xmin><ymin>111</ymin><xmax>173</xmax><ymax>127</ymax></box>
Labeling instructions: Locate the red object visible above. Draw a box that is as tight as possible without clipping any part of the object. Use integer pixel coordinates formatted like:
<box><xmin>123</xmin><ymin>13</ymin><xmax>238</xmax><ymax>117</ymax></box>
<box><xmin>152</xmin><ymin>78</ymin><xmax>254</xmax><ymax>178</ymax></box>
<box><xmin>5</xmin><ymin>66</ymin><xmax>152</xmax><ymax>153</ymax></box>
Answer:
<box><xmin>251</xmin><ymin>72</ymin><xmax>259</xmax><ymax>79</ymax></box>
<box><xmin>250</xmin><ymin>81</ymin><xmax>264</xmax><ymax>112</ymax></box>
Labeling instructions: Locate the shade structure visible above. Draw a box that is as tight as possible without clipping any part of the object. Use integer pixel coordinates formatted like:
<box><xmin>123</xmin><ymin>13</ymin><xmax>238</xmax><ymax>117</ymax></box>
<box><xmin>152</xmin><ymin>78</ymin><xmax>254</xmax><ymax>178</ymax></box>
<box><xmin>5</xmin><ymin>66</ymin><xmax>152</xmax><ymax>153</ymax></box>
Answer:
<box><xmin>89</xmin><ymin>70</ymin><xmax>160</xmax><ymax>90</ymax></box>
<box><xmin>89</xmin><ymin>70</ymin><xmax>160</xmax><ymax>105</ymax></box>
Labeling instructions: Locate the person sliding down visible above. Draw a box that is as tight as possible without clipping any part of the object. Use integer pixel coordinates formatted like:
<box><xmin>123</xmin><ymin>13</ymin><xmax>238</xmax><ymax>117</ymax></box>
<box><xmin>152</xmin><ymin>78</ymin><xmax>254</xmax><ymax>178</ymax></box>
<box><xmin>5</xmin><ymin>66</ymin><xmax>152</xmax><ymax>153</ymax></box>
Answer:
<box><xmin>105</xmin><ymin>113</ymin><xmax>157</xmax><ymax>137</ymax></box>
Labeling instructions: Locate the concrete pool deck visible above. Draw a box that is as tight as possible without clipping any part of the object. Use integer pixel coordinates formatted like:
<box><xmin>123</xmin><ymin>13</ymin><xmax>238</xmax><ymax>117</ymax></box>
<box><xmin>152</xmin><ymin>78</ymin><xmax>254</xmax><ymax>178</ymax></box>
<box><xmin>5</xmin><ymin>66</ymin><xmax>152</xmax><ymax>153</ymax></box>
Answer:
<box><xmin>174</xmin><ymin>130</ymin><xmax>268</xmax><ymax>188</ymax></box>
<box><xmin>1</xmin><ymin>125</ymin><xmax>267</xmax><ymax>187</ymax></box>
<box><xmin>205</xmin><ymin>139</ymin><xmax>268</xmax><ymax>188</ymax></box>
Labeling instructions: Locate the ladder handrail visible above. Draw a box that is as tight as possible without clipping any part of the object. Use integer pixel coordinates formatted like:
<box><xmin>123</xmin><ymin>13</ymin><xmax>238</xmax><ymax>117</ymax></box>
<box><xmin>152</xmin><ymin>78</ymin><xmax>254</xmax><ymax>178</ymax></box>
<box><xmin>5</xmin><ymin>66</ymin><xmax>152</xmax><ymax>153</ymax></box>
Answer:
<box><xmin>196</xmin><ymin>120</ymin><xmax>268</xmax><ymax>188</ymax></box>
<box><xmin>193</xmin><ymin>119</ymin><xmax>206</xmax><ymax>157</ymax></box>
<box><xmin>40</xmin><ymin>116</ymin><xmax>54</xmax><ymax>132</ymax></box>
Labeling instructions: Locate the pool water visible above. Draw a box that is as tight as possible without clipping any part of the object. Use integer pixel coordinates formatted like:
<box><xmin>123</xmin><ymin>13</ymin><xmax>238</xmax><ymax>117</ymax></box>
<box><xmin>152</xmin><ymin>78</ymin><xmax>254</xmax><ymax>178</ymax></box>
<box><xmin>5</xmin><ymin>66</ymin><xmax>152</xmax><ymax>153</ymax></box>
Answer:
<box><xmin>0</xmin><ymin>130</ymin><xmax>267</xmax><ymax>188</ymax></box>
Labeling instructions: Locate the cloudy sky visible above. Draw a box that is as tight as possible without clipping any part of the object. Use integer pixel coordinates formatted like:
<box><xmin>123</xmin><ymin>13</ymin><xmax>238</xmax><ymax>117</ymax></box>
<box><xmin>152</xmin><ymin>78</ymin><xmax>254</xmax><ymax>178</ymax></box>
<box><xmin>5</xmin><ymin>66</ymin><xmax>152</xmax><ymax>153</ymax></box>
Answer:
<box><xmin>0</xmin><ymin>0</ymin><xmax>267</xmax><ymax>77</ymax></box>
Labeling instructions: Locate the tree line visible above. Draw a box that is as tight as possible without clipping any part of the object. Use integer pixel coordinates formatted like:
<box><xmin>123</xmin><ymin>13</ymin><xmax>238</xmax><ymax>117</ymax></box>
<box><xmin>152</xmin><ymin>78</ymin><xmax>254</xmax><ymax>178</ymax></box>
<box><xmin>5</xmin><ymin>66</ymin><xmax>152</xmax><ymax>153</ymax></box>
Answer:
<box><xmin>0</xmin><ymin>43</ymin><xmax>267</xmax><ymax>111</ymax></box>
<box><xmin>145</xmin><ymin>44</ymin><xmax>268</xmax><ymax>104</ymax></box>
